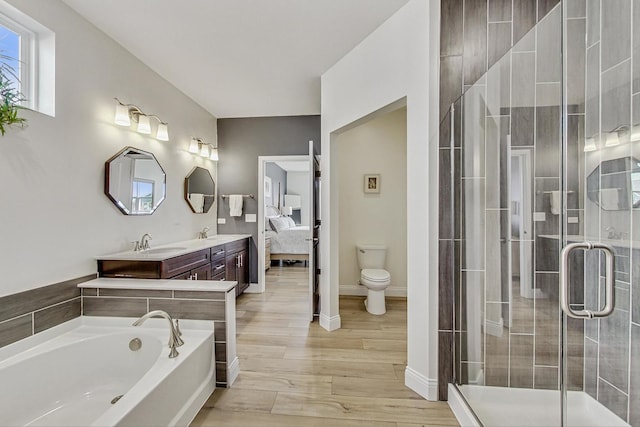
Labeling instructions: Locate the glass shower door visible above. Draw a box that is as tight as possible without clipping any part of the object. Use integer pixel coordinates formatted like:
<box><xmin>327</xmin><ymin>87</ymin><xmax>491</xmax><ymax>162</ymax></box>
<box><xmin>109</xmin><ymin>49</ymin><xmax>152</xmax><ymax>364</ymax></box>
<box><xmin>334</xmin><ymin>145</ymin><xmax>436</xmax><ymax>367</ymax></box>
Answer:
<box><xmin>452</xmin><ymin>1</ymin><xmax>637</xmax><ymax>426</ymax></box>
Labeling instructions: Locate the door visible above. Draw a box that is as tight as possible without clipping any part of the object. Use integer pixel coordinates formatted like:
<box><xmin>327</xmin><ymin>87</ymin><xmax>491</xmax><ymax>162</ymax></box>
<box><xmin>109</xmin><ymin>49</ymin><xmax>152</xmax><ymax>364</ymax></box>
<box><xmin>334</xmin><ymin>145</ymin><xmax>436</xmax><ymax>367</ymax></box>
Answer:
<box><xmin>308</xmin><ymin>140</ymin><xmax>320</xmax><ymax>321</ymax></box>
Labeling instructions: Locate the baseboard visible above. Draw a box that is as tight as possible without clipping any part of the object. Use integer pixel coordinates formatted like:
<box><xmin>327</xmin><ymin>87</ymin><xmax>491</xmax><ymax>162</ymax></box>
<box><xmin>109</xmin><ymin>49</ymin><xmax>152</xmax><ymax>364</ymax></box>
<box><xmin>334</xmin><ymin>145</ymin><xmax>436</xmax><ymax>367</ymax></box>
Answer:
<box><xmin>227</xmin><ymin>356</ymin><xmax>240</xmax><ymax>386</ymax></box>
<box><xmin>244</xmin><ymin>282</ymin><xmax>264</xmax><ymax>293</ymax></box>
<box><xmin>447</xmin><ymin>384</ymin><xmax>481</xmax><ymax>427</ymax></box>
<box><xmin>485</xmin><ymin>317</ymin><xmax>504</xmax><ymax>337</ymax></box>
<box><xmin>319</xmin><ymin>312</ymin><xmax>341</xmax><ymax>331</ymax></box>
<box><xmin>404</xmin><ymin>366</ymin><xmax>438</xmax><ymax>401</ymax></box>
<box><xmin>339</xmin><ymin>284</ymin><xmax>407</xmax><ymax>297</ymax></box>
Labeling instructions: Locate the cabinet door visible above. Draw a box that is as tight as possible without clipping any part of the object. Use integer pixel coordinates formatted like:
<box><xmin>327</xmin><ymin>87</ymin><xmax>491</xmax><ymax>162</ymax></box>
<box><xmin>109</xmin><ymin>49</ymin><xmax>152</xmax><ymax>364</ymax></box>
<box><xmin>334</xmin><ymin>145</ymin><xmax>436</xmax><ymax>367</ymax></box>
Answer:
<box><xmin>237</xmin><ymin>249</ymin><xmax>248</xmax><ymax>293</ymax></box>
<box><xmin>192</xmin><ymin>263</ymin><xmax>212</xmax><ymax>280</ymax></box>
<box><xmin>225</xmin><ymin>253</ymin><xmax>238</xmax><ymax>283</ymax></box>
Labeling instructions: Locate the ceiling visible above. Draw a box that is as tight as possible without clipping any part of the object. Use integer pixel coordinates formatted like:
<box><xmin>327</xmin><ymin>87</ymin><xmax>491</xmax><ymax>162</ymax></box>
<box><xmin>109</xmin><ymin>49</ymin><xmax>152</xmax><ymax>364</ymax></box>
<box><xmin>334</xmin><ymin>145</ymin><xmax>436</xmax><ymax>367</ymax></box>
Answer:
<box><xmin>61</xmin><ymin>0</ymin><xmax>410</xmax><ymax>119</ymax></box>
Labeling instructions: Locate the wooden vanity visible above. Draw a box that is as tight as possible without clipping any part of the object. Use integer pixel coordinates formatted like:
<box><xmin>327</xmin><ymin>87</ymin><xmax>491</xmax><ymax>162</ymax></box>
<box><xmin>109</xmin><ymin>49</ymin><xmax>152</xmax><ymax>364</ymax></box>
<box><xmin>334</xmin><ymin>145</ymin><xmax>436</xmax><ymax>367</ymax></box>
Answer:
<box><xmin>97</xmin><ymin>235</ymin><xmax>251</xmax><ymax>296</ymax></box>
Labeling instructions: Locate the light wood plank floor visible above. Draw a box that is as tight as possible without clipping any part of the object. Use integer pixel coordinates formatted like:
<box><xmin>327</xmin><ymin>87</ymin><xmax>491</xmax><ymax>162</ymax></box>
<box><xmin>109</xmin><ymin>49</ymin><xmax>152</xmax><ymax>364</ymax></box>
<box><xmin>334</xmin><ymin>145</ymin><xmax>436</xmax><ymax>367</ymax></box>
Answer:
<box><xmin>191</xmin><ymin>265</ymin><xmax>458</xmax><ymax>427</ymax></box>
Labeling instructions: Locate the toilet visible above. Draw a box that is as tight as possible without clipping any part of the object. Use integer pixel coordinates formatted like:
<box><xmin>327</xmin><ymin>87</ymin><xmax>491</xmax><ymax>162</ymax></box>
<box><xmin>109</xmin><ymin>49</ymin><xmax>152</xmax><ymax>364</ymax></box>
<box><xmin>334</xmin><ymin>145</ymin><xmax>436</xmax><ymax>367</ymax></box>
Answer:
<box><xmin>356</xmin><ymin>245</ymin><xmax>391</xmax><ymax>315</ymax></box>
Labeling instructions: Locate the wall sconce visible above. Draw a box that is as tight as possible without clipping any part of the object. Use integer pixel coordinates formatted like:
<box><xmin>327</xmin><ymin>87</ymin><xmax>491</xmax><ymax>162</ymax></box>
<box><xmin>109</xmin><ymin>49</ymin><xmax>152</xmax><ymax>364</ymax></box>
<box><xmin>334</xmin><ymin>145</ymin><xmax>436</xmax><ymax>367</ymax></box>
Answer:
<box><xmin>189</xmin><ymin>137</ymin><xmax>218</xmax><ymax>161</ymax></box>
<box><xmin>114</xmin><ymin>98</ymin><xmax>169</xmax><ymax>141</ymax></box>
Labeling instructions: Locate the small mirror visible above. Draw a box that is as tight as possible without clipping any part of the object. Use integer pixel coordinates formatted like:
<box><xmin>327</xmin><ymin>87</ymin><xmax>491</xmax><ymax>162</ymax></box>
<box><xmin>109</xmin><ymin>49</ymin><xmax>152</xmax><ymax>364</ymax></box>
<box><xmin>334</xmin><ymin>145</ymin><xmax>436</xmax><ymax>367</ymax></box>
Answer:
<box><xmin>587</xmin><ymin>156</ymin><xmax>640</xmax><ymax>210</ymax></box>
<box><xmin>184</xmin><ymin>166</ymin><xmax>215</xmax><ymax>213</ymax></box>
<box><xmin>105</xmin><ymin>147</ymin><xmax>166</xmax><ymax>215</ymax></box>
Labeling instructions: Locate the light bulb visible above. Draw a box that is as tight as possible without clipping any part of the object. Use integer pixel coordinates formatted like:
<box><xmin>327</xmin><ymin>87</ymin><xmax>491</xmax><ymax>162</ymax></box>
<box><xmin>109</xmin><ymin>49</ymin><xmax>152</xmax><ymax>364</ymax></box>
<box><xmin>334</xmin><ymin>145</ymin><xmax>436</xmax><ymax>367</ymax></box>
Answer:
<box><xmin>189</xmin><ymin>139</ymin><xmax>200</xmax><ymax>153</ymax></box>
<box><xmin>156</xmin><ymin>123</ymin><xmax>169</xmax><ymax>141</ymax></box>
<box><xmin>200</xmin><ymin>143</ymin><xmax>210</xmax><ymax>158</ymax></box>
<box><xmin>584</xmin><ymin>137</ymin><xmax>597</xmax><ymax>152</ymax></box>
<box><xmin>137</xmin><ymin>115</ymin><xmax>151</xmax><ymax>134</ymax></box>
<box><xmin>209</xmin><ymin>146</ymin><xmax>218</xmax><ymax>161</ymax></box>
<box><xmin>605</xmin><ymin>131</ymin><xmax>619</xmax><ymax>147</ymax></box>
<box><xmin>114</xmin><ymin>104</ymin><xmax>131</xmax><ymax>126</ymax></box>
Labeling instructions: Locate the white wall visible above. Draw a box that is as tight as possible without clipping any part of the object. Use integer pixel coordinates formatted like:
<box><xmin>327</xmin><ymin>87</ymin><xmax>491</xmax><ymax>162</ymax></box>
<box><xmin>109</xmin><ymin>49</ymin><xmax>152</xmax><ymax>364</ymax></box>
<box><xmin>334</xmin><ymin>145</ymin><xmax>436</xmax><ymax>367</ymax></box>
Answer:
<box><xmin>286</xmin><ymin>171</ymin><xmax>310</xmax><ymax>226</ymax></box>
<box><xmin>0</xmin><ymin>0</ymin><xmax>218</xmax><ymax>296</ymax></box>
<box><xmin>321</xmin><ymin>0</ymin><xmax>441</xmax><ymax>400</ymax></box>
<box><xmin>337</xmin><ymin>108</ymin><xmax>407</xmax><ymax>296</ymax></box>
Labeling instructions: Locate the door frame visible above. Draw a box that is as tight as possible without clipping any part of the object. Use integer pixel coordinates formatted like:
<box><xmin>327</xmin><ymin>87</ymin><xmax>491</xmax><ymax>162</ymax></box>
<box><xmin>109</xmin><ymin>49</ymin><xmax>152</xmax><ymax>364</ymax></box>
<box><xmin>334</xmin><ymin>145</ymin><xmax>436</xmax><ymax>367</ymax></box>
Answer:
<box><xmin>257</xmin><ymin>155</ymin><xmax>311</xmax><ymax>292</ymax></box>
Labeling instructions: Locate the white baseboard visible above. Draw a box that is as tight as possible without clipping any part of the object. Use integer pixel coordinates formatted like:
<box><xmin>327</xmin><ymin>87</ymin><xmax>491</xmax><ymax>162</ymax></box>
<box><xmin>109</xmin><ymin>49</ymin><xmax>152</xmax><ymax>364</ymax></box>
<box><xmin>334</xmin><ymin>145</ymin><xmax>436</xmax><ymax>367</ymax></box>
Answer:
<box><xmin>447</xmin><ymin>384</ymin><xmax>481</xmax><ymax>427</ymax></box>
<box><xmin>404</xmin><ymin>366</ymin><xmax>438</xmax><ymax>401</ymax></box>
<box><xmin>485</xmin><ymin>317</ymin><xmax>504</xmax><ymax>337</ymax></box>
<box><xmin>227</xmin><ymin>356</ymin><xmax>240</xmax><ymax>386</ymax></box>
<box><xmin>244</xmin><ymin>282</ymin><xmax>264</xmax><ymax>293</ymax></box>
<box><xmin>339</xmin><ymin>284</ymin><xmax>407</xmax><ymax>297</ymax></box>
<box><xmin>319</xmin><ymin>312</ymin><xmax>341</xmax><ymax>331</ymax></box>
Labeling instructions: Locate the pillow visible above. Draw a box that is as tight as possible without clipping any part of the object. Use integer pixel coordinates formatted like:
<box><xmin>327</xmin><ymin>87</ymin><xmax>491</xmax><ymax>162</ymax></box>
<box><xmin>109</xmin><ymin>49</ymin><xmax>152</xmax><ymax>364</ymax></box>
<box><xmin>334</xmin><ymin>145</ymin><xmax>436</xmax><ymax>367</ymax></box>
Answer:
<box><xmin>269</xmin><ymin>216</ymin><xmax>291</xmax><ymax>232</ymax></box>
<box><xmin>285</xmin><ymin>216</ymin><xmax>296</xmax><ymax>228</ymax></box>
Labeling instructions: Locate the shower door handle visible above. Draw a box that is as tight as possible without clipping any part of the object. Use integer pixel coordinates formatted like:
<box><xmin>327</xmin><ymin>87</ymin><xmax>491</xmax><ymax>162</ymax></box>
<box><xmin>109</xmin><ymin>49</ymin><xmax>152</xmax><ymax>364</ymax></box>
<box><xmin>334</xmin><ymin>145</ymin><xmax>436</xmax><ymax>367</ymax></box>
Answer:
<box><xmin>560</xmin><ymin>242</ymin><xmax>615</xmax><ymax>319</ymax></box>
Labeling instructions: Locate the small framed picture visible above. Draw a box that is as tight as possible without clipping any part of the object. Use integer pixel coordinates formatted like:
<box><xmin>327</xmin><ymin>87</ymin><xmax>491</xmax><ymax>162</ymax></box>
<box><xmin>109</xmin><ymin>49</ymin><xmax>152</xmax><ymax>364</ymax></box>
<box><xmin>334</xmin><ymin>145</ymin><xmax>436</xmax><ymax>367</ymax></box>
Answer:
<box><xmin>364</xmin><ymin>174</ymin><xmax>380</xmax><ymax>193</ymax></box>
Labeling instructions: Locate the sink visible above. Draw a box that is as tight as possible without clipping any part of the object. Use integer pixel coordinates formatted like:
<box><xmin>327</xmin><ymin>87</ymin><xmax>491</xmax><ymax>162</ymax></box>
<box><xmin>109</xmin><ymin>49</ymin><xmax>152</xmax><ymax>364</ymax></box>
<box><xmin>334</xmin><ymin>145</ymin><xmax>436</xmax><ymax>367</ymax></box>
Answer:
<box><xmin>141</xmin><ymin>247</ymin><xmax>187</xmax><ymax>254</ymax></box>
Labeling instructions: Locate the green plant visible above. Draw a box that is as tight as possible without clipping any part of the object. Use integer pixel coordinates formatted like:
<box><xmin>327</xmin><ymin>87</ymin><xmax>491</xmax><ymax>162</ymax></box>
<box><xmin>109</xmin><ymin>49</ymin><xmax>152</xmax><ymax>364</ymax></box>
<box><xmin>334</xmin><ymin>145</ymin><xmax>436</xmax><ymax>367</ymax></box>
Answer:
<box><xmin>0</xmin><ymin>52</ymin><xmax>26</xmax><ymax>135</ymax></box>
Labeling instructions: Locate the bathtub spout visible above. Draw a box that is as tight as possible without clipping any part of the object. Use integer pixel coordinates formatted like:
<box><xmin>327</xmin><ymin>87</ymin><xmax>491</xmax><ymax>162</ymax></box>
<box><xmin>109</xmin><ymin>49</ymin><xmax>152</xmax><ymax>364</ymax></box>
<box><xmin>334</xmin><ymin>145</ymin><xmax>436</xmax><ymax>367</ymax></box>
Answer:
<box><xmin>133</xmin><ymin>310</ymin><xmax>184</xmax><ymax>358</ymax></box>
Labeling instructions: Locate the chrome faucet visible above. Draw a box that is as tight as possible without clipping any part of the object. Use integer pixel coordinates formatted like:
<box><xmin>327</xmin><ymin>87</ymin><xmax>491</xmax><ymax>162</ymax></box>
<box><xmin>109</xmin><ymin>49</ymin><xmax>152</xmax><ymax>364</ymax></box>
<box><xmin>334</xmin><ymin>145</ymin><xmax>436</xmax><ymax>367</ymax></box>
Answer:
<box><xmin>132</xmin><ymin>310</ymin><xmax>184</xmax><ymax>358</ymax></box>
<box><xmin>139</xmin><ymin>233</ymin><xmax>152</xmax><ymax>251</ymax></box>
<box><xmin>198</xmin><ymin>227</ymin><xmax>210</xmax><ymax>239</ymax></box>
<box><xmin>606</xmin><ymin>226</ymin><xmax>622</xmax><ymax>240</ymax></box>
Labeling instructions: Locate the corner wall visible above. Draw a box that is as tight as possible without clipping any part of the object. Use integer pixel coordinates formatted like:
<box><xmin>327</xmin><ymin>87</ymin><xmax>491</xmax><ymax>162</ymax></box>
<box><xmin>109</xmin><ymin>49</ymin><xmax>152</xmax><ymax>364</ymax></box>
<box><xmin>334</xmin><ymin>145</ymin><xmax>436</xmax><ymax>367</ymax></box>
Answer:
<box><xmin>321</xmin><ymin>0</ymin><xmax>441</xmax><ymax>400</ymax></box>
<box><xmin>0</xmin><ymin>0</ymin><xmax>218</xmax><ymax>297</ymax></box>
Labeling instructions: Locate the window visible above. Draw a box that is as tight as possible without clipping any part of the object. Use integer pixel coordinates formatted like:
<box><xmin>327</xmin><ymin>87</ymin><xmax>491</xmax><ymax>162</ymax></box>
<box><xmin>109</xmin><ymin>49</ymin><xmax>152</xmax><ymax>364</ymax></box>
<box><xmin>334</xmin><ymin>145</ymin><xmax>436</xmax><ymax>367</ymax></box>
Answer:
<box><xmin>0</xmin><ymin>1</ymin><xmax>55</xmax><ymax>116</ymax></box>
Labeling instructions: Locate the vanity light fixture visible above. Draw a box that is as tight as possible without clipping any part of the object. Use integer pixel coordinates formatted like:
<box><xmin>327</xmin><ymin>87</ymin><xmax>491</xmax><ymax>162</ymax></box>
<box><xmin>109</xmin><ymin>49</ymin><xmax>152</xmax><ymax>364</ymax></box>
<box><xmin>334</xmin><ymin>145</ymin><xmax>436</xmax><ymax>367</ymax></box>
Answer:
<box><xmin>190</xmin><ymin>138</ymin><xmax>218</xmax><ymax>161</ymax></box>
<box><xmin>113</xmin><ymin>98</ymin><xmax>170</xmax><ymax>141</ymax></box>
<box><xmin>605</xmin><ymin>131</ymin><xmax>620</xmax><ymax>147</ymax></box>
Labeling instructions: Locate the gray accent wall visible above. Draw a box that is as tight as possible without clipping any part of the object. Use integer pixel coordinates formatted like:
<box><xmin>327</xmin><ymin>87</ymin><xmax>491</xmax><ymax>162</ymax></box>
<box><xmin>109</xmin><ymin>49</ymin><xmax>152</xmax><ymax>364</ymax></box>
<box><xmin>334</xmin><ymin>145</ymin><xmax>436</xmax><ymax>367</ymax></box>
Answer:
<box><xmin>216</xmin><ymin>115</ymin><xmax>320</xmax><ymax>283</ymax></box>
<box><xmin>265</xmin><ymin>162</ymin><xmax>287</xmax><ymax>208</ymax></box>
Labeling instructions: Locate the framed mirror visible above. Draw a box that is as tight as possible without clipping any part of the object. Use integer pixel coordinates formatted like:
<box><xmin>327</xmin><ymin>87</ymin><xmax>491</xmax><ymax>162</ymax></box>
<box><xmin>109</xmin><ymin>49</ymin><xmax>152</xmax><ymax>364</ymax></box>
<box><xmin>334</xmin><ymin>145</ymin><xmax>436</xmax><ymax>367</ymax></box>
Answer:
<box><xmin>184</xmin><ymin>166</ymin><xmax>215</xmax><ymax>213</ymax></box>
<box><xmin>587</xmin><ymin>156</ymin><xmax>640</xmax><ymax>210</ymax></box>
<box><xmin>105</xmin><ymin>147</ymin><xmax>166</xmax><ymax>215</ymax></box>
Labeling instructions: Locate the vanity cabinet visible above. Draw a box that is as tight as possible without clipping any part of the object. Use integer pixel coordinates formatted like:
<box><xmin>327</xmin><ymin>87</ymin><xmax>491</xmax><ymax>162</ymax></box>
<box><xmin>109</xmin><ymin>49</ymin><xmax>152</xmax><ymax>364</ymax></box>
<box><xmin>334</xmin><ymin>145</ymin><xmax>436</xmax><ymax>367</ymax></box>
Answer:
<box><xmin>98</xmin><ymin>248</ymin><xmax>211</xmax><ymax>280</ymax></box>
<box><xmin>97</xmin><ymin>236</ymin><xmax>251</xmax><ymax>294</ymax></box>
<box><xmin>225</xmin><ymin>239</ymin><xmax>249</xmax><ymax>296</ymax></box>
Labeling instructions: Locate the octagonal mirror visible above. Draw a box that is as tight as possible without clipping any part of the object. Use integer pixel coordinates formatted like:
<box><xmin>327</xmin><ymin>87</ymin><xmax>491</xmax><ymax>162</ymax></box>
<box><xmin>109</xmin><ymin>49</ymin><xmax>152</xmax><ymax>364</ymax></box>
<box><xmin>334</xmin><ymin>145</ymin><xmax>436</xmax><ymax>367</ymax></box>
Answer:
<box><xmin>587</xmin><ymin>156</ymin><xmax>640</xmax><ymax>210</ymax></box>
<box><xmin>184</xmin><ymin>166</ymin><xmax>215</xmax><ymax>213</ymax></box>
<box><xmin>105</xmin><ymin>147</ymin><xmax>166</xmax><ymax>215</ymax></box>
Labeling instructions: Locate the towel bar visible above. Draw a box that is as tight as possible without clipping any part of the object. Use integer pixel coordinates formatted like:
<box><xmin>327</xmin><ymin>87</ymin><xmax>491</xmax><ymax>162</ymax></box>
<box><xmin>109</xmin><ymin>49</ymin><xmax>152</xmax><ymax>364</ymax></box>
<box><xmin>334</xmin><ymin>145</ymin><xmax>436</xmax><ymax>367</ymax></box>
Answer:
<box><xmin>221</xmin><ymin>194</ymin><xmax>254</xmax><ymax>199</ymax></box>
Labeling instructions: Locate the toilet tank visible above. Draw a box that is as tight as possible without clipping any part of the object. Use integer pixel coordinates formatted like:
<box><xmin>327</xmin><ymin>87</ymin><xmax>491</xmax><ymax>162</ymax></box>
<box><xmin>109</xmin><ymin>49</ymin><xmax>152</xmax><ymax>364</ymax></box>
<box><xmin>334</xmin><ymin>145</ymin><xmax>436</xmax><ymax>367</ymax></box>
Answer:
<box><xmin>356</xmin><ymin>245</ymin><xmax>387</xmax><ymax>269</ymax></box>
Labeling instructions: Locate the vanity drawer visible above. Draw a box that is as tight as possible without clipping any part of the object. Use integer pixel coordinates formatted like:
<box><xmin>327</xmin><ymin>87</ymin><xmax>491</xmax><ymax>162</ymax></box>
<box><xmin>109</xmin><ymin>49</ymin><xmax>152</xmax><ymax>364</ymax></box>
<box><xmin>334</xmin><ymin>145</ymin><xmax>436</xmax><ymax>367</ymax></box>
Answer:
<box><xmin>225</xmin><ymin>238</ymin><xmax>248</xmax><ymax>254</ymax></box>
<box><xmin>210</xmin><ymin>245</ymin><xmax>226</xmax><ymax>262</ymax></box>
<box><xmin>160</xmin><ymin>249</ymin><xmax>210</xmax><ymax>278</ymax></box>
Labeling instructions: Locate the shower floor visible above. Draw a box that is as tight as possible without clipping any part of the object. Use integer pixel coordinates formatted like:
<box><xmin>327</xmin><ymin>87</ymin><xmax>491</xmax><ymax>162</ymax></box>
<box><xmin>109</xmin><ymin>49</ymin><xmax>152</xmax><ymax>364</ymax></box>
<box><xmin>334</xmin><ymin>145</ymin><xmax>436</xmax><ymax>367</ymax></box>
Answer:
<box><xmin>452</xmin><ymin>384</ymin><xmax>629</xmax><ymax>427</ymax></box>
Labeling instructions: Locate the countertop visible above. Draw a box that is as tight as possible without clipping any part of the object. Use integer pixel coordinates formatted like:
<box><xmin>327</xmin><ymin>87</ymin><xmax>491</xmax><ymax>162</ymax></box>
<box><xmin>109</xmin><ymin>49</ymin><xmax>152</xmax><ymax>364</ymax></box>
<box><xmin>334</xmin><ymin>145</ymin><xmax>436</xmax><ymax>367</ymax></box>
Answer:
<box><xmin>96</xmin><ymin>234</ymin><xmax>251</xmax><ymax>261</ymax></box>
<box><xmin>79</xmin><ymin>277</ymin><xmax>237</xmax><ymax>293</ymax></box>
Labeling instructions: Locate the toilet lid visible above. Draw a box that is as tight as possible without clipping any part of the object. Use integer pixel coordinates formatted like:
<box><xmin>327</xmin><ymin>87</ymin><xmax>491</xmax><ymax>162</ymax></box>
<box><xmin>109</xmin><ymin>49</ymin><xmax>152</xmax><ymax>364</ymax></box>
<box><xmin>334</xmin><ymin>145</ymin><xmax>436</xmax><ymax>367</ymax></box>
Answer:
<box><xmin>362</xmin><ymin>268</ymin><xmax>390</xmax><ymax>282</ymax></box>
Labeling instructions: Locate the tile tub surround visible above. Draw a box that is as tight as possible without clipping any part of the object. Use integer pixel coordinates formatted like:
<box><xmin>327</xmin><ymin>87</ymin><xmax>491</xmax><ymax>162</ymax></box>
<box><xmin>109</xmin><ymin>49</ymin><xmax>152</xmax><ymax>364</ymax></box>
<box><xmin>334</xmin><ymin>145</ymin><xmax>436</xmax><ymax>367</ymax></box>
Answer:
<box><xmin>79</xmin><ymin>278</ymin><xmax>238</xmax><ymax>388</ymax></box>
<box><xmin>0</xmin><ymin>274</ymin><xmax>96</xmax><ymax>349</ymax></box>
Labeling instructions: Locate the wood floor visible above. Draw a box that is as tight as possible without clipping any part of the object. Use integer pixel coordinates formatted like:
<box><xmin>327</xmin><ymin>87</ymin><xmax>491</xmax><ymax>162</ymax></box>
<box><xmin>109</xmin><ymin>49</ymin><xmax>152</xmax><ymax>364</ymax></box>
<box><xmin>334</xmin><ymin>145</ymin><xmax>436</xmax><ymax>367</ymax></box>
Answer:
<box><xmin>191</xmin><ymin>265</ymin><xmax>458</xmax><ymax>427</ymax></box>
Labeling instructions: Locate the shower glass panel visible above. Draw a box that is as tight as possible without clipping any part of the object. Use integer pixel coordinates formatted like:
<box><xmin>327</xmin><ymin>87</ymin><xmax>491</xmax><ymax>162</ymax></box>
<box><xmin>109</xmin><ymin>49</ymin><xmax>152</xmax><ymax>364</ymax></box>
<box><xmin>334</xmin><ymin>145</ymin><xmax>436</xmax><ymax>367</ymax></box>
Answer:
<box><xmin>451</xmin><ymin>1</ymin><xmax>638</xmax><ymax>426</ymax></box>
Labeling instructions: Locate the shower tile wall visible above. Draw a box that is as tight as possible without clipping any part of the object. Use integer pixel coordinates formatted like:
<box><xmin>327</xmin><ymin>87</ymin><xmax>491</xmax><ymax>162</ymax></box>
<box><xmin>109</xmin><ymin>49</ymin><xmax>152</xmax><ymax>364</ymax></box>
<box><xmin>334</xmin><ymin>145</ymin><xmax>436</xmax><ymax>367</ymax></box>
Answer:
<box><xmin>439</xmin><ymin>0</ymin><xmax>640</xmax><ymax>423</ymax></box>
<box><xmin>438</xmin><ymin>0</ymin><xmax>561</xmax><ymax>400</ymax></box>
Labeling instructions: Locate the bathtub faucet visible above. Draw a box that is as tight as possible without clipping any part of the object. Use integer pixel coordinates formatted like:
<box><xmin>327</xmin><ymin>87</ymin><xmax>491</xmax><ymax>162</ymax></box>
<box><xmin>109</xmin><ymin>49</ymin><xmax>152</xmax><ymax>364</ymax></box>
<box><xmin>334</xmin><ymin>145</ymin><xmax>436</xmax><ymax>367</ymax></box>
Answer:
<box><xmin>132</xmin><ymin>310</ymin><xmax>184</xmax><ymax>358</ymax></box>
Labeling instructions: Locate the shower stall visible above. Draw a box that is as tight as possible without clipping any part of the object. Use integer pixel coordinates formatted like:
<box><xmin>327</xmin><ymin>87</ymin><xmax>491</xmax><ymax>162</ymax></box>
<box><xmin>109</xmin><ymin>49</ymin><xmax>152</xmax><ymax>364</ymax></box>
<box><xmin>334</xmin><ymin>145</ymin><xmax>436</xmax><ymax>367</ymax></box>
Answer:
<box><xmin>445</xmin><ymin>1</ymin><xmax>639</xmax><ymax>426</ymax></box>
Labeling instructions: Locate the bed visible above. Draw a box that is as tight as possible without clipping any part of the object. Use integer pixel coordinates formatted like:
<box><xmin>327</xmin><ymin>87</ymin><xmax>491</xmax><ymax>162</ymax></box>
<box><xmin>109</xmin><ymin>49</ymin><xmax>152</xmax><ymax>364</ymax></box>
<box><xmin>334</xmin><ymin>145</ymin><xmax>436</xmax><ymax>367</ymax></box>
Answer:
<box><xmin>266</xmin><ymin>214</ymin><xmax>310</xmax><ymax>262</ymax></box>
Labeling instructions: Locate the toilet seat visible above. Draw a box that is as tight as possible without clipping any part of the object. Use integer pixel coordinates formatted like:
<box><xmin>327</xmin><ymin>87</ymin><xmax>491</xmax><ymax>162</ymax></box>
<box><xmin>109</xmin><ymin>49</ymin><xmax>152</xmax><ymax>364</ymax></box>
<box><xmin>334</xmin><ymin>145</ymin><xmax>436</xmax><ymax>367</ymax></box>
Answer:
<box><xmin>361</xmin><ymin>268</ymin><xmax>390</xmax><ymax>282</ymax></box>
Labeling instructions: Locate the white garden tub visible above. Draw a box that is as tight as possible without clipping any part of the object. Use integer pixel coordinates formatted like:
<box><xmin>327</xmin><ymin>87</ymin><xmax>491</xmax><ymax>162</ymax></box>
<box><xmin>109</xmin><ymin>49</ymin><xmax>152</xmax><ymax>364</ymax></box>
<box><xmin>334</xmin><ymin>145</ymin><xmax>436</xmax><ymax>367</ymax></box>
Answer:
<box><xmin>0</xmin><ymin>316</ymin><xmax>215</xmax><ymax>427</ymax></box>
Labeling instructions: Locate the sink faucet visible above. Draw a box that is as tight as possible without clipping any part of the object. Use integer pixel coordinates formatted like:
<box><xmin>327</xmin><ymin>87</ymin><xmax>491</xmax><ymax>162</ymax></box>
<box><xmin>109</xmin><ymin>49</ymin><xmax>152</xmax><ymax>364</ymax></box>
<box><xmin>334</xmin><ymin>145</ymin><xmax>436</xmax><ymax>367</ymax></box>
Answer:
<box><xmin>132</xmin><ymin>310</ymin><xmax>184</xmax><ymax>358</ymax></box>
<box><xmin>606</xmin><ymin>226</ymin><xmax>622</xmax><ymax>240</ymax></box>
<box><xmin>138</xmin><ymin>233</ymin><xmax>152</xmax><ymax>251</ymax></box>
<box><xmin>198</xmin><ymin>227</ymin><xmax>210</xmax><ymax>239</ymax></box>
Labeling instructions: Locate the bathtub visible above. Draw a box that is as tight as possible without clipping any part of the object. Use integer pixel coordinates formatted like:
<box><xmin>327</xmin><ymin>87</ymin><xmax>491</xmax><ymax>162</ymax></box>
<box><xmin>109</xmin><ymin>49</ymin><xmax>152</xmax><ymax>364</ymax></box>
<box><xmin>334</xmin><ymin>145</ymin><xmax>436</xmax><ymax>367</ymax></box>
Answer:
<box><xmin>0</xmin><ymin>316</ymin><xmax>216</xmax><ymax>427</ymax></box>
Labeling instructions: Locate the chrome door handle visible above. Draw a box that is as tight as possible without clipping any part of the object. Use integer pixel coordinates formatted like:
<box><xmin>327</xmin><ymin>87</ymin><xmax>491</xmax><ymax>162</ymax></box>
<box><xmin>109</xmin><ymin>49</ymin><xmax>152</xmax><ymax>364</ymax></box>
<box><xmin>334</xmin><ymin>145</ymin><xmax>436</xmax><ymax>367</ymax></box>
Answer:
<box><xmin>560</xmin><ymin>242</ymin><xmax>615</xmax><ymax>319</ymax></box>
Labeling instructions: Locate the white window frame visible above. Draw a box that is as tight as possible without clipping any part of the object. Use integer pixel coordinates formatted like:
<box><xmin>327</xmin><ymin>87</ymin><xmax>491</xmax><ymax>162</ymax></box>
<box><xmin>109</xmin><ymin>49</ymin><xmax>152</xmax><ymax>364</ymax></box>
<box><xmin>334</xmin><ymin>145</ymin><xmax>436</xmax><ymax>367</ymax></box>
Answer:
<box><xmin>0</xmin><ymin>1</ymin><xmax>54</xmax><ymax>116</ymax></box>
<box><xmin>0</xmin><ymin>14</ymin><xmax>36</xmax><ymax>109</ymax></box>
